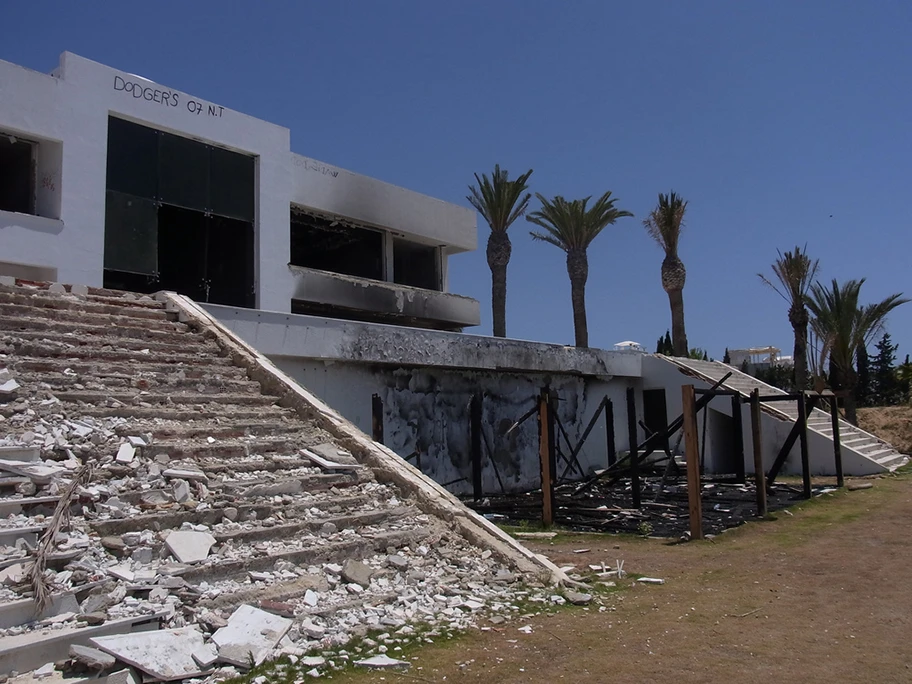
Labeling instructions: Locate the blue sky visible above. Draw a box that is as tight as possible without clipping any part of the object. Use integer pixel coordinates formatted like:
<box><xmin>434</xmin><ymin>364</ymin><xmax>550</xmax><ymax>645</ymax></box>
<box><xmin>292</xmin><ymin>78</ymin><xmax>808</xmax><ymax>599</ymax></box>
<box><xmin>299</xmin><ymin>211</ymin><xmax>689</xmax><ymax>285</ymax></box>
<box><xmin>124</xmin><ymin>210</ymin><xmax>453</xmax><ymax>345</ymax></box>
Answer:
<box><xmin>5</xmin><ymin>1</ymin><xmax>910</xmax><ymax>359</ymax></box>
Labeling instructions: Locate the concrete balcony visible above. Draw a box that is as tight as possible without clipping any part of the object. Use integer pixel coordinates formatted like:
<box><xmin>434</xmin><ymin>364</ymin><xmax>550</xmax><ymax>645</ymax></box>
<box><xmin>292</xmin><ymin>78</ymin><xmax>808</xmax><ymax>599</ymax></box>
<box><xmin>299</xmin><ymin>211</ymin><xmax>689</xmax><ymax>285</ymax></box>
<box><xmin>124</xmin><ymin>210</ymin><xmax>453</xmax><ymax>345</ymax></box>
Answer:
<box><xmin>288</xmin><ymin>265</ymin><xmax>480</xmax><ymax>331</ymax></box>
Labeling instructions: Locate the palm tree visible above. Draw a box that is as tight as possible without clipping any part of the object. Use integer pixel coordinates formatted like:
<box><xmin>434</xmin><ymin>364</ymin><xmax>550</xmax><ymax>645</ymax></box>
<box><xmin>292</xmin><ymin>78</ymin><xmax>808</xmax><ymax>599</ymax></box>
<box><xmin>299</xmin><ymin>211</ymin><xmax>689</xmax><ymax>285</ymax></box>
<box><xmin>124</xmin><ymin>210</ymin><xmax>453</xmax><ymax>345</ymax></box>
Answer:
<box><xmin>643</xmin><ymin>192</ymin><xmax>689</xmax><ymax>356</ymax></box>
<box><xmin>526</xmin><ymin>192</ymin><xmax>632</xmax><ymax>348</ymax></box>
<box><xmin>758</xmin><ymin>246</ymin><xmax>820</xmax><ymax>390</ymax></box>
<box><xmin>467</xmin><ymin>165</ymin><xmax>534</xmax><ymax>338</ymax></box>
<box><xmin>806</xmin><ymin>278</ymin><xmax>908</xmax><ymax>425</ymax></box>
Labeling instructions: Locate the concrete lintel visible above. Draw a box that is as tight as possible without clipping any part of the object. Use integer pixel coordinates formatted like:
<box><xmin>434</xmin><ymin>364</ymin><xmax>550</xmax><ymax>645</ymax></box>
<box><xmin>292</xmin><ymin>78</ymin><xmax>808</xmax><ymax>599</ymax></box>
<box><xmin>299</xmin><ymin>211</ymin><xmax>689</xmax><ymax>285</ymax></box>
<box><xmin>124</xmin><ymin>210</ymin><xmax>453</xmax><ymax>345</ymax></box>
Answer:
<box><xmin>203</xmin><ymin>303</ymin><xmax>642</xmax><ymax>379</ymax></box>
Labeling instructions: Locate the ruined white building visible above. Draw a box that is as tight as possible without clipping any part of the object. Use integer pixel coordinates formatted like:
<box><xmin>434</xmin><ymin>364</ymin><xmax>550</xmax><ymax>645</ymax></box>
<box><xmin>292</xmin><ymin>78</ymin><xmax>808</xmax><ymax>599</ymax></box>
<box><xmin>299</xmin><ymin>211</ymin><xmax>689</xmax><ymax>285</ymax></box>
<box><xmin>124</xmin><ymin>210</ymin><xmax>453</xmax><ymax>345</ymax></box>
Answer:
<box><xmin>0</xmin><ymin>52</ymin><xmax>903</xmax><ymax>495</ymax></box>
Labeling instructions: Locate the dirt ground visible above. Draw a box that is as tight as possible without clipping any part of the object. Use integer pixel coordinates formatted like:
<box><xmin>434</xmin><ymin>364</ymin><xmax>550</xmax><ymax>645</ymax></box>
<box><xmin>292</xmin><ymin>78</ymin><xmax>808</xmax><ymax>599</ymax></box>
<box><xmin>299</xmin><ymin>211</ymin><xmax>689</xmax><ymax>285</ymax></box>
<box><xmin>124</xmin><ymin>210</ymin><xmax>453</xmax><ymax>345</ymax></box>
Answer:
<box><xmin>333</xmin><ymin>472</ymin><xmax>912</xmax><ymax>684</ymax></box>
<box><xmin>858</xmin><ymin>405</ymin><xmax>912</xmax><ymax>454</ymax></box>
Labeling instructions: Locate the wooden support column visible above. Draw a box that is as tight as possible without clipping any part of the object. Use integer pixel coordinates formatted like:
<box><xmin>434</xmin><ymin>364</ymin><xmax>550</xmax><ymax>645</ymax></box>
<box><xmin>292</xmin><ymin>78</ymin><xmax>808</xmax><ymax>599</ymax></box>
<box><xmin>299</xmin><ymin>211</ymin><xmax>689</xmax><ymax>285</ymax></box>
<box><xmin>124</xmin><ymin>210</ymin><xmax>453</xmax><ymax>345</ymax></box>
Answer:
<box><xmin>731</xmin><ymin>394</ymin><xmax>746</xmax><ymax>484</ymax></box>
<box><xmin>830</xmin><ymin>398</ymin><xmax>844</xmax><ymax>488</ymax></box>
<box><xmin>470</xmin><ymin>393</ymin><xmax>483</xmax><ymax>501</ymax></box>
<box><xmin>797</xmin><ymin>392</ymin><xmax>812</xmax><ymax>499</ymax></box>
<box><xmin>538</xmin><ymin>390</ymin><xmax>554</xmax><ymax>528</ymax></box>
<box><xmin>682</xmin><ymin>384</ymin><xmax>704</xmax><ymax>539</ymax></box>
<box><xmin>605</xmin><ymin>399</ymin><xmax>617</xmax><ymax>467</ymax></box>
<box><xmin>371</xmin><ymin>394</ymin><xmax>384</xmax><ymax>444</ymax></box>
<box><xmin>749</xmin><ymin>389</ymin><xmax>768</xmax><ymax>517</ymax></box>
<box><xmin>625</xmin><ymin>388</ymin><xmax>641</xmax><ymax>508</ymax></box>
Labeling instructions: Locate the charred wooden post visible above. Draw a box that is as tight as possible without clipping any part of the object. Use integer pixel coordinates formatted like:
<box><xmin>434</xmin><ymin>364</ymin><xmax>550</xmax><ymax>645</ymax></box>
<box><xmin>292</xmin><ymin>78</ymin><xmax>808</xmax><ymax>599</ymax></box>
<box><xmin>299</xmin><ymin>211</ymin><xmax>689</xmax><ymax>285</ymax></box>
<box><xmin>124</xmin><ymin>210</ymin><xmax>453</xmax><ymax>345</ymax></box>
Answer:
<box><xmin>371</xmin><ymin>393</ymin><xmax>384</xmax><ymax>444</ymax></box>
<box><xmin>731</xmin><ymin>394</ymin><xmax>746</xmax><ymax>484</ymax></box>
<box><xmin>749</xmin><ymin>389</ymin><xmax>768</xmax><ymax>516</ymax></box>
<box><xmin>605</xmin><ymin>399</ymin><xmax>617</xmax><ymax>467</ymax></box>
<box><xmin>625</xmin><ymin>387</ymin><xmax>641</xmax><ymax>508</ymax></box>
<box><xmin>797</xmin><ymin>392</ymin><xmax>811</xmax><ymax>499</ymax></box>
<box><xmin>470</xmin><ymin>393</ymin><xmax>483</xmax><ymax>501</ymax></box>
<box><xmin>538</xmin><ymin>389</ymin><xmax>555</xmax><ymax>527</ymax></box>
<box><xmin>682</xmin><ymin>384</ymin><xmax>704</xmax><ymax>539</ymax></box>
<box><xmin>830</xmin><ymin>397</ymin><xmax>844</xmax><ymax>488</ymax></box>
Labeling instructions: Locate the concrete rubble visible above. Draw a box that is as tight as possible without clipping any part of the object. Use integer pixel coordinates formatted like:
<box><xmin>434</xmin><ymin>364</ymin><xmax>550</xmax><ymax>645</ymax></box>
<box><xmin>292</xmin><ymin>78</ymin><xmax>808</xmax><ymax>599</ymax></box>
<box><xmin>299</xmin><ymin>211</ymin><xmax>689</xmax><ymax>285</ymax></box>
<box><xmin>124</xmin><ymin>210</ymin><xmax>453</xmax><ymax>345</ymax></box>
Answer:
<box><xmin>0</xmin><ymin>280</ymin><xmax>558</xmax><ymax>682</ymax></box>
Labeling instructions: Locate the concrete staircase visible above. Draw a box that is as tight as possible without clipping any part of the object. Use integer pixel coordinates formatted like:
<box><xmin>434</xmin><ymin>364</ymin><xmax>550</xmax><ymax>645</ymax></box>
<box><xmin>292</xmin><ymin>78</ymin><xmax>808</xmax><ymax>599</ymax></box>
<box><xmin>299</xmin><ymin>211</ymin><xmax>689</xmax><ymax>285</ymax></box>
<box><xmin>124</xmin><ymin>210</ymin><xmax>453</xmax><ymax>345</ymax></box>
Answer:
<box><xmin>660</xmin><ymin>356</ymin><xmax>909</xmax><ymax>472</ymax></box>
<box><xmin>0</xmin><ymin>281</ymin><xmax>549</xmax><ymax>678</ymax></box>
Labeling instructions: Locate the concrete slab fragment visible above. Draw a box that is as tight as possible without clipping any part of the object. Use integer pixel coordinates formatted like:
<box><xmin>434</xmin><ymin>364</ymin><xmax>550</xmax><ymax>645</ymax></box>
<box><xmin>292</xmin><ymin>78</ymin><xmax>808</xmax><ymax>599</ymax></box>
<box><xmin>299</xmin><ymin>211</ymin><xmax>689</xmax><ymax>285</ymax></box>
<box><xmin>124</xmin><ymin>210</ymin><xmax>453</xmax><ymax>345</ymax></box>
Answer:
<box><xmin>115</xmin><ymin>444</ymin><xmax>135</xmax><ymax>464</ymax></box>
<box><xmin>0</xmin><ymin>460</ymin><xmax>65</xmax><ymax>484</ymax></box>
<box><xmin>300</xmin><ymin>449</ymin><xmax>363</xmax><ymax>471</ymax></box>
<box><xmin>0</xmin><ymin>447</ymin><xmax>40</xmax><ymax>462</ymax></box>
<box><xmin>355</xmin><ymin>654</ymin><xmax>411</xmax><ymax>669</ymax></box>
<box><xmin>211</xmin><ymin>605</ymin><xmax>292</xmax><ymax>667</ymax></box>
<box><xmin>164</xmin><ymin>531</ymin><xmax>216</xmax><ymax>564</ymax></box>
<box><xmin>91</xmin><ymin>627</ymin><xmax>213</xmax><ymax>681</ymax></box>
<box><xmin>162</xmin><ymin>469</ymin><xmax>208</xmax><ymax>483</ymax></box>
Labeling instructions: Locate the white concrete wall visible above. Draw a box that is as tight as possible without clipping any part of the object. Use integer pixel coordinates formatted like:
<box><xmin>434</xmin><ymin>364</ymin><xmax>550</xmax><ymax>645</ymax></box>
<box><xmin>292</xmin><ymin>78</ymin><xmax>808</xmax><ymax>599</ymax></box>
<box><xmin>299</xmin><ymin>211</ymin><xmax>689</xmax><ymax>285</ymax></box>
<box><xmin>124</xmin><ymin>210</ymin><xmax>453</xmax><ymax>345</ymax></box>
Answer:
<box><xmin>0</xmin><ymin>52</ymin><xmax>476</xmax><ymax>315</ymax></box>
<box><xmin>292</xmin><ymin>154</ymin><xmax>476</xmax><ymax>253</ymax></box>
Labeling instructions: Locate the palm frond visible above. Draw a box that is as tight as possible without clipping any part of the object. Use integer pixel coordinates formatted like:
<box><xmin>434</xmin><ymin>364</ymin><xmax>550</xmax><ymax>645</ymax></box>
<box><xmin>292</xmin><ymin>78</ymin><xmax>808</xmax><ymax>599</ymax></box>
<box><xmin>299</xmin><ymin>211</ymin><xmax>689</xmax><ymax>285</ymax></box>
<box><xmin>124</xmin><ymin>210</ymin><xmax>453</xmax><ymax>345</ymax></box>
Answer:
<box><xmin>466</xmin><ymin>164</ymin><xmax>533</xmax><ymax>234</ymax></box>
<box><xmin>758</xmin><ymin>245</ymin><xmax>820</xmax><ymax>306</ymax></box>
<box><xmin>643</xmin><ymin>191</ymin><xmax>687</xmax><ymax>257</ymax></box>
<box><xmin>526</xmin><ymin>191</ymin><xmax>632</xmax><ymax>251</ymax></box>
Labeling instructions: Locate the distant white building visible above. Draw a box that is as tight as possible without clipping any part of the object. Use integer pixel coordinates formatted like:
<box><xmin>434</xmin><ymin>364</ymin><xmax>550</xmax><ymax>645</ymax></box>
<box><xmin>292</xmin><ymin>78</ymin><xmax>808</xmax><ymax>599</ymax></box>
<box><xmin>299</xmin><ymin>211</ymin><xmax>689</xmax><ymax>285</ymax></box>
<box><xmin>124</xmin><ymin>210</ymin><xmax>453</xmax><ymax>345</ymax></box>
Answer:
<box><xmin>728</xmin><ymin>346</ymin><xmax>793</xmax><ymax>371</ymax></box>
<box><xmin>0</xmin><ymin>52</ymin><xmax>479</xmax><ymax>331</ymax></box>
<box><xmin>614</xmin><ymin>341</ymin><xmax>647</xmax><ymax>353</ymax></box>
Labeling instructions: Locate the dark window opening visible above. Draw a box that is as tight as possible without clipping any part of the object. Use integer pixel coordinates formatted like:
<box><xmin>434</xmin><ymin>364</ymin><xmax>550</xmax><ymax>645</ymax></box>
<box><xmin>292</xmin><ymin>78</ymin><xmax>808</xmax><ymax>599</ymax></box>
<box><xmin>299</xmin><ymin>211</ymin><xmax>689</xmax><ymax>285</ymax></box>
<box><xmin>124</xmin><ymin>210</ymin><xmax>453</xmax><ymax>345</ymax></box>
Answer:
<box><xmin>0</xmin><ymin>135</ymin><xmax>34</xmax><ymax>215</ymax></box>
<box><xmin>393</xmin><ymin>239</ymin><xmax>439</xmax><ymax>290</ymax></box>
<box><xmin>103</xmin><ymin>116</ymin><xmax>256</xmax><ymax>308</ymax></box>
<box><xmin>290</xmin><ymin>209</ymin><xmax>383</xmax><ymax>280</ymax></box>
<box><xmin>291</xmin><ymin>298</ymin><xmax>463</xmax><ymax>332</ymax></box>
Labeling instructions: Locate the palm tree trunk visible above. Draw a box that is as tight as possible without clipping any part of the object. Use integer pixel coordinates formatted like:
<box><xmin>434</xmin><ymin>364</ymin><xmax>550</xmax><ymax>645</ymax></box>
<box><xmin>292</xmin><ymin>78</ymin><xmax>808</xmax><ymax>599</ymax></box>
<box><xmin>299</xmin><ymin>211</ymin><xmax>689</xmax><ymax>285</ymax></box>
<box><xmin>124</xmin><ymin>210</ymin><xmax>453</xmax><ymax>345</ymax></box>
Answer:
<box><xmin>792</xmin><ymin>322</ymin><xmax>808</xmax><ymax>391</ymax></box>
<box><xmin>566</xmin><ymin>249</ymin><xmax>589</xmax><ymax>348</ymax></box>
<box><xmin>668</xmin><ymin>288</ymin><xmax>687</xmax><ymax>357</ymax></box>
<box><xmin>486</xmin><ymin>232</ymin><xmax>511</xmax><ymax>338</ymax></box>
<box><xmin>843</xmin><ymin>368</ymin><xmax>859</xmax><ymax>426</ymax></box>
<box><xmin>789</xmin><ymin>305</ymin><xmax>809</xmax><ymax>391</ymax></box>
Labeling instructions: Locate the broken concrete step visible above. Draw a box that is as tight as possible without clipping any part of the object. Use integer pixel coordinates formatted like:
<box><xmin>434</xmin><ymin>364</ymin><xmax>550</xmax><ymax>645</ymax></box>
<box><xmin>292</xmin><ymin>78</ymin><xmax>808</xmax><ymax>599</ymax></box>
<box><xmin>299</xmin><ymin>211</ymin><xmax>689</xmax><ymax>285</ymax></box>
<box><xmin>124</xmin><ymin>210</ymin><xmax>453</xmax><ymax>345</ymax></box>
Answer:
<box><xmin>147</xmin><ymin>438</ymin><xmax>310</xmax><ymax>460</ymax></box>
<box><xmin>115</xmin><ymin>419</ymin><xmax>302</xmax><ymax>440</ymax></box>
<box><xmin>0</xmin><ymin>612</ymin><xmax>165</xmax><ymax>675</ymax></box>
<box><xmin>180</xmin><ymin>528</ymin><xmax>428</xmax><ymax>584</ymax></box>
<box><xmin>15</xmin><ymin>371</ymin><xmax>259</xmax><ymax>395</ymax></box>
<box><xmin>52</xmin><ymin>390</ymin><xmax>277</xmax><ymax>407</ymax></box>
<box><xmin>0</xmin><ymin>313</ymin><xmax>195</xmax><ymax>345</ymax></box>
<box><xmin>0</xmin><ymin>304</ymin><xmax>188</xmax><ymax>333</ymax></box>
<box><xmin>12</xmin><ymin>357</ymin><xmax>249</xmax><ymax>380</ymax></box>
<box><xmin>0</xmin><ymin>283</ymin><xmax>165</xmax><ymax>311</ymax></box>
<box><xmin>0</xmin><ymin>290</ymin><xmax>172</xmax><ymax>321</ymax></box>
<box><xmin>212</xmin><ymin>506</ymin><xmax>418</xmax><ymax>546</ymax></box>
<box><xmin>69</xmin><ymin>404</ymin><xmax>295</xmax><ymax>422</ymax></box>
<box><xmin>0</xmin><ymin>524</ymin><xmax>47</xmax><ymax>548</ymax></box>
<box><xmin>219</xmin><ymin>473</ymin><xmax>359</xmax><ymax>498</ymax></box>
<box><xmin>197</xmin><ymin>454</ymin><xmax>335</xmax><ymax>475</ymax></box>
<box><xmin>6</xmin><ymin>329</ymin><xmax>220</xmax><ymax>356</ymax></box>
<box><xmin>0</xmin><ymin>495</ymin><xmax>61</xmax><ymax>517</ymax></box>
<box><xmin>0</xmin><ymin>592</ymin><xmax>80</xmax><ymax>630</ymax></box>
<box><xmin>9</xmin><ymin>343</ymin><xmax>225</xmax><ymax>367</ymax></box>
<box><xmin>91</xmin><ymin>493</ymin><xmax>375</xmax><ymax>536</ymax></box>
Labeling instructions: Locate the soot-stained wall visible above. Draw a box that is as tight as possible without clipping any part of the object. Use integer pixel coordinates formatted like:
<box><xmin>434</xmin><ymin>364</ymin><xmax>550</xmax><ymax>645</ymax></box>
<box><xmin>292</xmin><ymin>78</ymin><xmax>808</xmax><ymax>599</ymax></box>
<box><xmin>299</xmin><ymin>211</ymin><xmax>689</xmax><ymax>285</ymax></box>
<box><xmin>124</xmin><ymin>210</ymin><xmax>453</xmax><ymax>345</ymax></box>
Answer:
<box><xmin>272</xmin><ymin>357</ymin><xmax>632</xmax><ymax>496</ymax></box>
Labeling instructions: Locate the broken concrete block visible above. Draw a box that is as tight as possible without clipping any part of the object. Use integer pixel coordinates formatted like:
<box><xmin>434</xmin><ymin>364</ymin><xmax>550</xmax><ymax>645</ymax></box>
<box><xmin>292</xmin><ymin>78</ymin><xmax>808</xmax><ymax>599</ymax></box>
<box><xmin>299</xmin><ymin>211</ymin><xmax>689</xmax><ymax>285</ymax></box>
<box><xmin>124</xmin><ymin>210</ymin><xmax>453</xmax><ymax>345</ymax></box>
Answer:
<box><xmin>211</xmin><ymin>605</ymin><xmax>292</xmax><ymax>667</ymax></box>
<box><xmin>91</xmin><ymin>627</ymin><xmax>214</xmax><ymax>681</ymax></box>
<box><xmin>116</xmin><ymin>444</ymin><xmax>136</xmax><ymax>464</ymax></box>
<box><xmin>300</xmin><ymin>619</ymin><xmax>325</xmax><ymax>640</ymax></box>
<box><xmin>69</xmin><ymin>283</ymin><xmax>89</xmax><ymax>297</ymax></box>
<box><xmin>126</xmin><ymin>436</ymin><xmax>146</xmax><ymax>448</ymax></box>
<box><xmin>637</xmin><ymin>577</ymin><xmax>665</xmax><ymax>585</ymax></box>
<box><xmin>0</xmin><ymin>562</ymin><xmax>29</xmax><ymax>585</ymax></box>
<box><xmin>69</xmin><ymin>644</ymin><xmax>116</xmax><ymax>670</ymax></box>
<box><xmin>106</xmin><ymin>669</ymin><xmax>139</xmax><ymax>684</ymax></box>
<box><xmin>0</xmin><ymin>459</ymin><xmax>65</xmax><ymax>484</ymax></box>
<box><xmin>387</xmin><ymin>554</ymin><xmax>408</xmax><ymax>570</ymax></box>
<box><xmin>355</xmin><ymin>654</ymin><xmax>411</xmax><ymax>670</ymax></box>
<box><xmin>172</xmin><ymin>480</ymin><xmax>191</xmax><ymax>504</ymax></box>
<box><xmin>165</xmin><ymin>530</ymin><xmax>216</xmax><ymax>564</ymax></box>
<box><xmin>341</xmin><ymin>559</ymin><xmax>373</xmax><ymax>588</ymax></box>
<box><xmin>47</xmin><ymin>283</ymin><xmax>67</xmax><ymax>295</ymax></box>
<box><xmin>0</xmin><ymin>275</ymin><xmax>14</xmax><ymax>286</ymax></box>
<box><xmin>33</xmin><ymin>662</ymin><xmax>56</xmax><ymax>679</ymax></box>
<box><xmin>106</xmin><ymin>564</ymin><xmax>135</xmax><ymax>582</ymax></box>
<box><xmin>301</xmin><ymin>448</ymin><xmax>362</xmax><ymax>471</ymax></box>
<box><xmin>163</xmin><ymin>468</ymin><xmax>209</xmax><ymax>483</ymax></box>
<box><xmin>564</xmin><ymin>590</ymin><xmax>593</xmax><ymax>605</ymax></box>
<box><xmin>303</xmin><ymin>589</ymin><xmax>319</xmax><ymax>607</ymax></box>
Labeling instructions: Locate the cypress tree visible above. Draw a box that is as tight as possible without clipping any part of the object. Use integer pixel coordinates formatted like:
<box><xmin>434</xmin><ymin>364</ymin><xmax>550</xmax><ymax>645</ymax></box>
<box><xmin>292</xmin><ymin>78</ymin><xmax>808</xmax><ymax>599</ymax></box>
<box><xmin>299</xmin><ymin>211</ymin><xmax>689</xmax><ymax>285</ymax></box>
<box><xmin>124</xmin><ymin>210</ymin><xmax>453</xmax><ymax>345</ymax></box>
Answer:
<box><xmin>871</xmin><ymin>333</ymin><xmax>900</xmax><ymax>405</ymax></box>
<box><xmin>855</xmin><ymin>344</ymin><xmax>871</xmax><ymax>407</ymax></box>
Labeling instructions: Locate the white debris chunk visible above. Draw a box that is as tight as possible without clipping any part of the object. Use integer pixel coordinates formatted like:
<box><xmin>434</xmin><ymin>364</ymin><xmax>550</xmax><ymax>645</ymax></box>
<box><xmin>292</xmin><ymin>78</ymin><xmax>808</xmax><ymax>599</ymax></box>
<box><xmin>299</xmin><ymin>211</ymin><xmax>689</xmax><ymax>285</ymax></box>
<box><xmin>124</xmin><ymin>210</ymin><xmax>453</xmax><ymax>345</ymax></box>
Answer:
<box><xmin>354</xmin><ymin>654</ymin><xmax>411</xmax><ymax>670</ymax></box>
<box><xmin>165</xmin><ymin>530</ymin><xmax>216</xmax><ymax>564</ymax></box>
<box><xmin>211</xmin><ymin>605</ymin><xmax>292</xmax><ymax>667</ymax></box>
<box><xmin>637</xmin><ymin>577</ymin><xmax>665</xmax><ymax>584</ymax></box>
<box><xmin>116</xmin><ymin>443</ymin><xmax>136</xmax><ymax>464</ymax></box>
<box><xmin>163</xmin><ymin>468</ymin><xmax>209</xmax><ymax>483</ymax></box>
<box><xmin>91</xmin><ymin>627</ymin><xmax>215</xmax><ymax>681</ymax></box>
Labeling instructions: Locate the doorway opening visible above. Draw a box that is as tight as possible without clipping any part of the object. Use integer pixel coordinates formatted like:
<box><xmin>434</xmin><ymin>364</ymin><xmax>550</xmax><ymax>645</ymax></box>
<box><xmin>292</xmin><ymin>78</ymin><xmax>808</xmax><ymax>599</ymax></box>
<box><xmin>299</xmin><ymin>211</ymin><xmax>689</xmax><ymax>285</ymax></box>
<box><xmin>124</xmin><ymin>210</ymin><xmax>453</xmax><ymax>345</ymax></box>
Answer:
<box><xmin>102</xmin><ymin>117</ymin><xmax>256</xmax><ymax>307</ymax></box>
